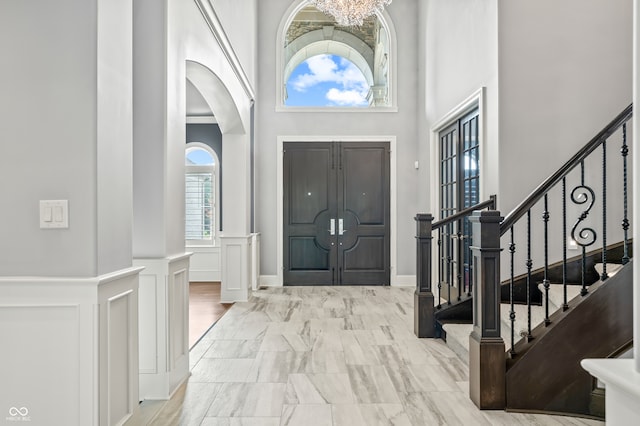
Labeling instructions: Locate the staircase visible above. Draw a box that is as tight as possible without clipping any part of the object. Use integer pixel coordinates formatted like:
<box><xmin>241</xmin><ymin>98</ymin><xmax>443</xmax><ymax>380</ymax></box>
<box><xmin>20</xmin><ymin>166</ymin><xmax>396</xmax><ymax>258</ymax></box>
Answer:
<box><xmin>413</xmin><ymin>104</ymin><xmax>634</xmax><ymax>419</ymax></box>
<box><xmin>441</xmin><ymin>281</ymin><xmax>583</xmax><ymax>367</ymax></box>
<box><xmin>442</xmin><ymin>262</ymin><xmax>625</xmax><ymax>367</ymax></box>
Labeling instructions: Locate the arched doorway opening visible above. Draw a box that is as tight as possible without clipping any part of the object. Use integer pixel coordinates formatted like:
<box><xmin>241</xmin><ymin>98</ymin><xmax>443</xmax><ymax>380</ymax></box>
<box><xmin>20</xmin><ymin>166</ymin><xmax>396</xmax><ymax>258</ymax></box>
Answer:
<box><xmin>185</xmin><ymin>60</ymin><xmax>244</xmax><ymax>347</ymax></box>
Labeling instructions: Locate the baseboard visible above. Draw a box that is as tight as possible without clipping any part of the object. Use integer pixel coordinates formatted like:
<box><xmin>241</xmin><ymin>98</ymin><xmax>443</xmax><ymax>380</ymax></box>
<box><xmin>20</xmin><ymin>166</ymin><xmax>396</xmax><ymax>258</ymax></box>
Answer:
<box><xmin>258</xmin><ymin>275</ymin><xmax>414</xmax><ymax>287</ymax></box>
<box><xmin>394</xmin><ymin>275</ymin><xmax>416</xmax><ymax>287</ymax></box>
<box><xmin>259</xmin><ymin>275</ymin><xmax>280</xmax><ymax>287</ymax></box>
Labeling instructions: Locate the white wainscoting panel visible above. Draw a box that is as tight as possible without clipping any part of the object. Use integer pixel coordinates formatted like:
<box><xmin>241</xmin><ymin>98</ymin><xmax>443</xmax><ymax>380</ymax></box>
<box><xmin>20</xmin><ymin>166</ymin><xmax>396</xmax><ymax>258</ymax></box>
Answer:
<box><xmin>0</xmin><ymin>305</ymin><xmax>80</xmax><ymax>425</ymax></box>
<box><xmin>187</xmin><ymin>246</ymin><xmax>221</xmax><ymax>282</ymax></box>
<box><xmin>98</xmin><ymin>270</ymin><xmax>141</xmax><ymax>426</ymax></box>
<box><xmin>134</xmin><ymin>253</ymin><xmax>191</xmax><ymax>401</ymax></box>
<box><xmin>103</xmin><ymin>289</ymin><xmax>135</xmax><ymax>426</ymax></box>
<box><xmin>250</xmin><ymin>233</ymin><xmax>260</xmax><ymax>291</ymax></box>
<box><xmin>138</xmin><ymin>274</ymin><xmax>158</xmax><ymax>374</ymax></box>
<box><xmin>0</xmin><ymin>267</ymin><xmax>141</xmax><ymax>426</ymax></box>
<box><xmin>169</xmin><ymin>267</ymin><xmax>189</xmax><ymax>392</ymax></box>
<box><xmin>220</xmin><ymin>235</ymin><xmax>252</xmax><ymax>302</ymax></box>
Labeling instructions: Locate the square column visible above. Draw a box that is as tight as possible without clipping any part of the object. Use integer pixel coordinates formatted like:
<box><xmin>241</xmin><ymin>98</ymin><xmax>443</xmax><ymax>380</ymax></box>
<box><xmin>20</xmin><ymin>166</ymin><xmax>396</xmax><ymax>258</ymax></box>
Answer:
<box><xmin>468</xmin><ymin>210</ymin><xmax>505</xmax><ymax>409</ymax></box>
<box><xmin>134</xmin><ymin>254</ymin><xmax>192</xmax><ymax>400</ymax></box>
<box><xmin>414</xmin><ymin>214</ymin><xmax>436</xmax><ymax>337</ymax></box>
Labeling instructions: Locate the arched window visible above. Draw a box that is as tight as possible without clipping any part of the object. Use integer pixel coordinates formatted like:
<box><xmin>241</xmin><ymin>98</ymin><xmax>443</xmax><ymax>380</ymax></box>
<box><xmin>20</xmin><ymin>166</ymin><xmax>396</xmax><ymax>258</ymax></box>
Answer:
<box><xmin>185</xmin><ymin>143</ymin><xmax>218</xmax><ymax>245</ymax></box>
<box><xmin>278</xmin><ymin>2</ymin><xmax>396</xmax><ymax>109</ymax></box>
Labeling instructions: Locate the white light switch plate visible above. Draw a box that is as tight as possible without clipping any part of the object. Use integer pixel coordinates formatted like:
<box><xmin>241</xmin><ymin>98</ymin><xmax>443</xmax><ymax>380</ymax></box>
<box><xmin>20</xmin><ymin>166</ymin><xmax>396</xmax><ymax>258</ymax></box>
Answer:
<box><xmin>40</xmin><ymin>200</ymin><xmax>69</xmax><ymax>229</ymax></box>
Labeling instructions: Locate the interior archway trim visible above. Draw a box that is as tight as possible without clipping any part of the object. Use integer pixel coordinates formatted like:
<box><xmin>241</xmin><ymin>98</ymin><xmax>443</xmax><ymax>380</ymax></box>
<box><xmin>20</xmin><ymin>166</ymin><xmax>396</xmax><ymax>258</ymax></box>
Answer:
<box><xmin>186</xmin><ymin>60</ymin><xmax>245</xmax><ymax>135</ymax></box>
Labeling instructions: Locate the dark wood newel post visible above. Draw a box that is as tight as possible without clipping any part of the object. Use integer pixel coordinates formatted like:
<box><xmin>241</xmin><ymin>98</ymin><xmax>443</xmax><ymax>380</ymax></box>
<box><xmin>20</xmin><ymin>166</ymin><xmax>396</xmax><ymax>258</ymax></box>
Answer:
<box><xmin>415</xmin><ymin>214</ymin><xmax>435</xmax><ymax>338</ymax></box>
<box><xmin>468</xmin><ymin>210</ymin><xmax>506</xmax><ymax>409</ymax></box>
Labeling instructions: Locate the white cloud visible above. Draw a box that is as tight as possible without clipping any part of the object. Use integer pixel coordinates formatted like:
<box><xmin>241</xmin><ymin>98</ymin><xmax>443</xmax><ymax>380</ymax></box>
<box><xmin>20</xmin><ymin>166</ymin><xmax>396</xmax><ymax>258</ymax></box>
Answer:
<box><xmin>326</xmin><ymin>88</ymin><xmax>368</xmax><ymax>106</ymax></box>
<box><xmin>290</xmin><ymin>54</ymin><xmax>370</xmax><ymax>106</ymax></box>
<box><xmin>291</xmin><ymin>55</ymin><xmax>339</xmax><ymax>91</ymax></box>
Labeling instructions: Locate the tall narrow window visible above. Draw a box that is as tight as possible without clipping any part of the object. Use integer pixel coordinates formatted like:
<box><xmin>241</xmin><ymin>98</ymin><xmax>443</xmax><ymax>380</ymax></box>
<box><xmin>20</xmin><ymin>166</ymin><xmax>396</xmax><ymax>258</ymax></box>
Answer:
<box><xmin>438</xmin><ymin>109</ymin><xmax>480</xmax><ymax>218</ymax></box>
<box><xmin>185</xmin><ymin>145</ymin><xmax>216</xmax><ymax>244</ymax></box>
<box><xmin>438</xmin><ymin>109</ymin><xmax>480</xmax><ymax>299</ymax></box>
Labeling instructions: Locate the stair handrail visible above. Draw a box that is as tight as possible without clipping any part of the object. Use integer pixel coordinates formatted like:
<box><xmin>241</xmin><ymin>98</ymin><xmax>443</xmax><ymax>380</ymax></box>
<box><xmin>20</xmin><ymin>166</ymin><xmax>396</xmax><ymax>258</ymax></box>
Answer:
<box><xmin>500</xmin><ymin>103</ymin><xmax>633</xmax><ymax>235</ymax></box>
<box><xmin>432</xmin><ymin>195</ymin><xmax>497</xmax><ymax>229</ymax></box>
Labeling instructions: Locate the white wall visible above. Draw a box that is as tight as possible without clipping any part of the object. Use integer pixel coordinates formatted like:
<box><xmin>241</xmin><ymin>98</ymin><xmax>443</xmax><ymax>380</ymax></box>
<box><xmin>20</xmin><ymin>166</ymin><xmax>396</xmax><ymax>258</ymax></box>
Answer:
<box><xmin>497</xmin><ymin>0</ymin><xmax>633</xmax><ymax>276</ymax></box>
<box><xmin>498</xmin><ymin>0</ymin><xmax>633</xmax><ymax>214</ymax></box>
<box><xmin>255</xmin><ymin>0</ymin><xmax>420</xmax><ymax>278</ymax></box>
<box><xmin>0</xmin><ymin>0</ymin><xmax>132</xmax><ymax>277</ymax></box>
<box><xmin>0</xmin><ymin>0</ymin><xmax>97</xmax><ymax>276</ymax></box>
<box><xmin>416</xmin><ymin>0</ymin><xmax>429</xmax><ymax>213</ymax></box>
<box><xmin>423</xmin><ymin>0</ymin><xmax>631</xmax><ymax>216</ymax></box>
<box><xmin>423</xmin><ymin>0</ymin><xmax>500</xmax><ymax>208</ymax></box>
<box><xmin>211</xmin><ymin>0</ymin><xmax>258</xmax><ymax>88</ymax></box>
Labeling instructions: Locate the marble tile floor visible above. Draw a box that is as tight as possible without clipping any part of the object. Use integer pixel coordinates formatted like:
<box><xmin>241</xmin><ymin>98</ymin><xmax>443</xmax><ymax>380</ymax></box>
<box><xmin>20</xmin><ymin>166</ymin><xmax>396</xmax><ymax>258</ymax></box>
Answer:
<box><xmin>127</xmin><ymin>286</ymin><xmax>603</xmax><ymax>426</ymax></box>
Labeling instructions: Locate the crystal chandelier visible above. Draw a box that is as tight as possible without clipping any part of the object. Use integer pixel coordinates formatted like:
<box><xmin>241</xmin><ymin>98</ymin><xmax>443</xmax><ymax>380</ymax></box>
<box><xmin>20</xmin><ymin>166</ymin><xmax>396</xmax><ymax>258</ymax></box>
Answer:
<box><xmin>309</xmin><ymin>0</ymin><xmax>392</xmax><ymax>26</ymax></box>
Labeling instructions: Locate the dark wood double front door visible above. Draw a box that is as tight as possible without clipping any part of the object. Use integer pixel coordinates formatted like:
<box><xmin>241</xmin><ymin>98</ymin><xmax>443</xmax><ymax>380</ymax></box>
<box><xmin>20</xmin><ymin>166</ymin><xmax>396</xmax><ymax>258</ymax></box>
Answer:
<box><xmin>283</xmin><ymin>142</ymin><xmax>390</xmax><ymax>286</ymax></box>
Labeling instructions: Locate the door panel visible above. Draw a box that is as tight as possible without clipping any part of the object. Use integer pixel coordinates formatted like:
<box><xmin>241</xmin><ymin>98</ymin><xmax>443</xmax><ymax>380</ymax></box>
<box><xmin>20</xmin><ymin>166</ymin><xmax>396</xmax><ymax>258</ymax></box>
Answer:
<box><xmin>339</xmin><ymin>143</ymin><xmax>390</xmax><ymax>285</ymax></box>
<box><xmin>289</xmin><ymin>237</ymin><xmax>330</xmax><ymax>270</ymax></box>
<box><xmin>289</xmin><ymin>148</ymin><xmax>331</xmax><ymax>224</ymax></box>
<box><xmin>343</xmin><ymin>236</ymin><xmax>385</xmax><ymax>269</ymax></box>
<box><xmin>284</xmin><ymin>143</ymin><xmax>336</xmax><ymax>285</ymax></box>
<box><xmin>283</xmin><ymin>142</ymin><xmax>390</xmax><ymax>286</ymax></box>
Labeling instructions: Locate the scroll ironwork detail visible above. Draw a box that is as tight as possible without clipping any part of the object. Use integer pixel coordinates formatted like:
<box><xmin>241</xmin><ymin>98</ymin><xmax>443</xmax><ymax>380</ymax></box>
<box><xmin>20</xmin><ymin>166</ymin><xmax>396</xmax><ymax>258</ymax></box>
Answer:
<box><xmin>570</xmin><ymin>185</ymin><xmax>597</xmax><ymax>247</ymax></box>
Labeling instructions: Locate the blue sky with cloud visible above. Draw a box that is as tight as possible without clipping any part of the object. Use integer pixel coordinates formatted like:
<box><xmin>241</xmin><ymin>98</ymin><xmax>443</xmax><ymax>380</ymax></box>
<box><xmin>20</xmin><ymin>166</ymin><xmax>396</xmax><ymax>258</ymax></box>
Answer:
<box><xmin>286</xmin><ymin>54</ymin><xmax>369</xmax><ymax>107</ymax></box>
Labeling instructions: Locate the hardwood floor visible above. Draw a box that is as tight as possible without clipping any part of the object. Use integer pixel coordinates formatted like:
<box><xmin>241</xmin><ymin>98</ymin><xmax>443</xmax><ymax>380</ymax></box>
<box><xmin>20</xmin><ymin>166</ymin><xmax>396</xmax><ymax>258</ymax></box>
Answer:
<box><xmin>128</xmin><ymin>286</ymin><xmax>604</xmax><ymax>426</ymax></box>
<box><xmin>189</xmin><ymin>282</ymin><xmax>233</xmax><ymax>349</ymax></box>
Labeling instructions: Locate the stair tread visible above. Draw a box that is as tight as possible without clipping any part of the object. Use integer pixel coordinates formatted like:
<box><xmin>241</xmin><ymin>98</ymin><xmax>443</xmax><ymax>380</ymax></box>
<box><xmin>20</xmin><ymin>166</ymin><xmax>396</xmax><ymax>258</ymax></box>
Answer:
<box><xmin>537</xmin><ymin>283</ymin><xmax>583</xmax><ymax>312</ymax></box>
<box><xmin>594</xmin><ymin>262</ymin><xmax>624</xmax><ymax>277</ymax></box>
<box><xmin>441</xmin><ymin>323</ymin><xmax>474</xmax><ymax>366</ymax></box>
<box><xmin>501</xmin><ymin>303</ymin><xmax>546</xmax><ymax>340</ymax></box>
<box><xmin>444</xmin><ymin>303</ymin><xmax>548</xmax><ymax>360</ymax></box>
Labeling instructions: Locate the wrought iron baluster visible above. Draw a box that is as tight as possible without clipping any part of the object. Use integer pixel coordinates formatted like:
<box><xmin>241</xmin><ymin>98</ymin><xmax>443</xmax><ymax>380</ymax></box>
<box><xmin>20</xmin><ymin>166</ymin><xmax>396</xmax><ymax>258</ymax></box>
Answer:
<box><xmin>581</xmin><ymin>244</ymin><xmax>587</xmax><ymax>296</ymax></box>
<box><xmin>468</xmin><ymin>229</ymin><xmax>473</xmax><ymax>297</ymax></box>
<box><xmin>509</xmin><ymin>227</ymin><xmax>516</xmax><ymax>356</ymax></box>
<box><xmin>526</xmin><ymin>209</ymin><xmax>533</xmax><ymax>341</ymax></box>
<box><xmin>437</xmin><ymin>229</ymin><xmax>443</xmax><ymax>309</ymax></box>
<box><xmin>621</xmin><ymin>123</ymin><xmax>630</xmax><ymax>264</ymax></box>
<box><xmin>562</xmin><ymin>177</ymin><xmax>569</xmax><ymax>311</ymax></box>
<box><xmin>543</xmin><ymin>194</ymin><xmax>550</xmax><ymax>326</ymax></box>
<box><xmin>447</xmin><ymin>223</ymin><xmax>452</xmax><ymax>305</ymax></box>
<box><xmin>573</xmin><ymin>160</ymin><xmax>596</xmax><ymax>296</ymax></box>
<box><xmin>456</xmin><ymin>222</ymin><xmax>463</xmax><ymax>301</ymax></box>
<box><xmin>601</xmin><ymin>140</ymin><xmax>608</xmax><ymax>280</ymax></box>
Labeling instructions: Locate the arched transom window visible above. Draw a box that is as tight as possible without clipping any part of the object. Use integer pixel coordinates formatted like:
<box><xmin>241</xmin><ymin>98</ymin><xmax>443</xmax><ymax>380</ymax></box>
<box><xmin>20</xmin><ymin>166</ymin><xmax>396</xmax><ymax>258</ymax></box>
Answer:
<box><xmin>280</xmin><ymin>2</ymin><xmax>394</xmax><ymax>109</ymax></box>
